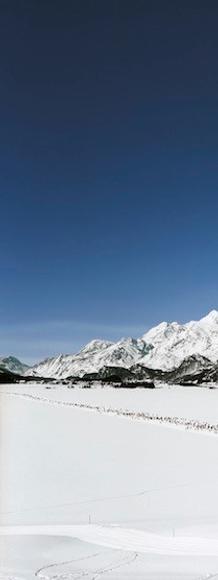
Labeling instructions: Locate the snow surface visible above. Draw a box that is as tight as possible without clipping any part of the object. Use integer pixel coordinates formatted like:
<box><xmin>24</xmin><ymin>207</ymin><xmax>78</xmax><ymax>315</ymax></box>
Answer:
<box><xmin>26</xmin><ymin>310</ymin><xmax>218</xmax><ymax>378</ymax></box>
<box><xmin>2</xmin><ymin>384</ymin><xmax>218</xmax><ymax>578</ymax></box>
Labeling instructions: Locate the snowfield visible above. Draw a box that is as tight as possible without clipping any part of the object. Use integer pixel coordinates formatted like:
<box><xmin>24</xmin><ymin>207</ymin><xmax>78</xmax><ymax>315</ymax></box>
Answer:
<box><xmin>2</xmin><ymin>384</ymin><xmax>218</xmax><ymax>579</ymax></box>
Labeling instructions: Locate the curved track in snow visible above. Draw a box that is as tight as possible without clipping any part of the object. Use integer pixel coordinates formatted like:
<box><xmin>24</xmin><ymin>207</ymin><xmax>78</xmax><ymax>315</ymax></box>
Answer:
<box><xmin>35</xmin><ymin>551</ymin><xmax>138</xmax><ymax>580</ymax></box>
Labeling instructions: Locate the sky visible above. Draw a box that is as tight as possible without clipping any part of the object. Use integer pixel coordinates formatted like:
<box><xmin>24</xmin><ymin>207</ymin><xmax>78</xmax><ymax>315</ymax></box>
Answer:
<box><xmin>1</xmin><ymin>1</ymin><xmax>218</xmax><ymax>362</ymax></box>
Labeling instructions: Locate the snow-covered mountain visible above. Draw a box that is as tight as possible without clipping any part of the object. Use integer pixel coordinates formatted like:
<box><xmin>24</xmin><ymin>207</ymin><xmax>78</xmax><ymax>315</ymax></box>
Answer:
<box><xmin>0</xmin><ymin>356</ymin><xmax>29</xmax><ymax>375</ymax></box>
<box><xmin>142</xmin><ymin>310</ymin><xmax>218</xmax><ymax>370</ymax></box>
<box><xmin>27</xmin><ymin>338</ymin><xmax>153</xmax><ymax>379</ymax></box>
<box><xmin>166</xmin><ymin>354</ymin><xmax>213</xmax><ymax>381</ymax></box>
<box><xmin>26</xmin><ymin>310</ymin><xmax>218</xmax><ymax>379</ymax></box>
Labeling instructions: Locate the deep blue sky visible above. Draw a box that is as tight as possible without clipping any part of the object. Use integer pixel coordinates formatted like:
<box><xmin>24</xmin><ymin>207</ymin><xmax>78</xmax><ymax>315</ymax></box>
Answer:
<box><xmin>1</xmin><ymin>1</ymin><xmax>218</xmax><ymax>362</ymax></box>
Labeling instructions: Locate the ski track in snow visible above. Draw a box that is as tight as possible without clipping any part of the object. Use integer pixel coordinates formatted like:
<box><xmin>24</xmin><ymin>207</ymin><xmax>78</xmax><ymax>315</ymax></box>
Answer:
<box><xmin>85</xmin><ymin>552</ymin><xmax>138</xmax><ymax>580</ymax></box>
<box><xmin>35</xmin><ymin>551</ymin><xmax>138</xmax><ymax>580</ymax></box>
<box><xmin>3</xmin><ymin>390</ymin><xmax>218</xmax><ymax>436</ymax></box>
<box><xmin>35</xmin><ymin>550</ymin><xmax>102</xmax><ymax>580</ymax></box>
<box><xmin>2</xmin><ymin>390</ymin><xmax>218</xmax><ymax>578</ymax></box>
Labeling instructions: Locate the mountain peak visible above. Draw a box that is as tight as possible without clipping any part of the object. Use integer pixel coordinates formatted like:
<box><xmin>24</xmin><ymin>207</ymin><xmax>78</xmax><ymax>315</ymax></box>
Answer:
<box><xmin>0</xmin><ymin>356</ymin><xmax>29</xmax><ymax>374</ymax></box>
<box><xmin>200</xmin><ymin>310</ymin><xmax>218</xmax><ymax>325</ymax></box>
<box><xmin>26</xmin><ymin>308</ymin><xmax>218</xmax><ymax>378</ymax></box>
<box><xmin>80</xmin><ymin>339</ymin><xmax>113</xmax><ymax>354</ymax></box>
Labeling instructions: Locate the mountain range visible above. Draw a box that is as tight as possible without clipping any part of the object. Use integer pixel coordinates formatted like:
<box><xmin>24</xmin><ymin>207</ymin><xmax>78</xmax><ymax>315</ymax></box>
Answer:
<box><xmin>0</xmin><ymin>356</ymin><xmax>29</xmax><ymax>375</ymax></box>
<box><xmin>2</xmin><ymin>310</ymin><xmax>218</xmax><ymax>385</ymax></box>
<box><xmin>25</xmin><ymin>310</ymin><xmax>218</xmax><ymax>379</ymax></box>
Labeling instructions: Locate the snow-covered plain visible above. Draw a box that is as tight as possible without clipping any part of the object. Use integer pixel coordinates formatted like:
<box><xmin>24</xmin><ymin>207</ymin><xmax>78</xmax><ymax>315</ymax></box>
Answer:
<box><xmin>2</xmin><ymin>384</ymin><xmax>218</xmax><ymax>578</ymax></box>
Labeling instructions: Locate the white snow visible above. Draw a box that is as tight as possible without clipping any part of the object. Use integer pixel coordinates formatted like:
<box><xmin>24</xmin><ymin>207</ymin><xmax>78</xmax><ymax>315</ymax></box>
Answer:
<box><xmin>26</xmin><ymin>337</ymin><xmax>152</xmax><ymax>378</ymax></box>
<box><xmin>142</xmin><ymin>309</ymin><xmax>218</xmax><ymax>370</ymax></box>
<box><xmin>26</xmin><ymin>309</ymin><xmax>218</xmax><ymax>378</ymax></box>
<box><xmin>6</xmin><ymin>381</ymin><xmax>218</xmax><ymax>423</ymax></box>
<box><xmin>2</xmin><ymin>523</ymin><xmax>218</xmax><ymax>556</ymax></box>
<box><xmin>2</xmin><ymin>384</ymin><xmax>218</xmax><ymax>578</ymax></box>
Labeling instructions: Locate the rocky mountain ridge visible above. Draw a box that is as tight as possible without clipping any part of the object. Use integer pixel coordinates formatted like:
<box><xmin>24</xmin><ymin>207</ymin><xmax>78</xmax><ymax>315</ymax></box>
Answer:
<box><xmin>26</xmin><ymin>310</ymin><xmax>218</xmax><ymax>380</ymax></box>
<box><xmin>2</xmin><ymin>311</ymin><xmax>218</xmax><ymax>386</ymax></box>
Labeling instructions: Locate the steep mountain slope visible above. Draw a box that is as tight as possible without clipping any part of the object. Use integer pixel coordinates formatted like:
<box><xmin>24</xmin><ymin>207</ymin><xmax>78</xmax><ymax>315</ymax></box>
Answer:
<box><xmin>0</xmin><ymin>356</ymin><xmax>29</xmax><ymax>375</ymax></box>
<box><xmin>26</xmin><ymin>310</ymin><xmax>218</xmax><ymax>379</ymax></box>
<box><xmin>168</xmin><ymin>354</ymin><xmax>212</xmax><ymax>379</ymax></box>
<box><xmin>142</xmin><ymin>310</ymin><xmax>218</xmax><ymax>370</ymax></box>
<box><xmin>27</xmin><ymin>338</ymin><xmax>153</xmax><ymax>379</ymax></box>
<box><xmin>73</xmin><ymin>356</ymin><xmax>215</xmax><ymax>387</ymax></box>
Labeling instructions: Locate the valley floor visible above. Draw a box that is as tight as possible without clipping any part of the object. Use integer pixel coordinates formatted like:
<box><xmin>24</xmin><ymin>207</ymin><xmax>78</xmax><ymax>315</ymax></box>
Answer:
<box><xmin>1</xmin><ymin>384</ymin><xmax>218</xmax><ymax>578</ymax></box>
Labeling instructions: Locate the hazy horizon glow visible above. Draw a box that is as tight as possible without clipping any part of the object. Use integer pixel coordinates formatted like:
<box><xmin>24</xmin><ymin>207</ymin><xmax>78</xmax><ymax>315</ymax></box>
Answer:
<box><xmin>0</xmin><ymin>319</ymin><xmax>150</xmax><ymax>364</ymax></box>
